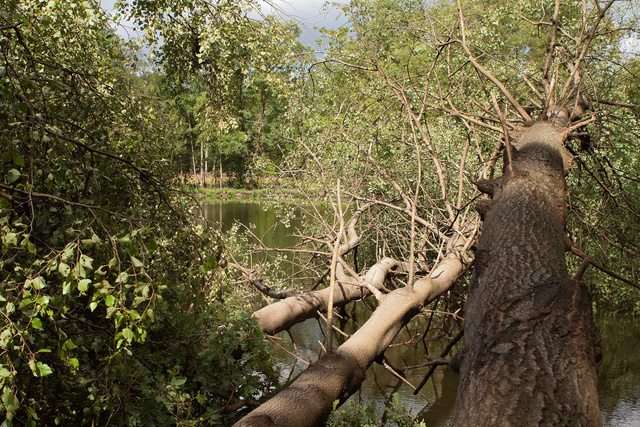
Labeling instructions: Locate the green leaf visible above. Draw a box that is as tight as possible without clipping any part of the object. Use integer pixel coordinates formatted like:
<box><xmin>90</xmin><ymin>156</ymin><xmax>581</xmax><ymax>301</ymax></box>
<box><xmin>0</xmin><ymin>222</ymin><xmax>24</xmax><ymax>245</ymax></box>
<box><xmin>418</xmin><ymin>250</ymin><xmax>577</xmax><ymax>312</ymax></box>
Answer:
<box><xmin>34</xmin><ymin>362</ymin><xmax>53</xmax><ymax>377</ymax></box>
<box><xmin>145</xmin><ymin>237</ymin><xmax>158</xmax><ymax>252</ymax></box>
<box><xmin>31</xmin><ymin>318</ymin><xmax>43</xmax><ymax>331</ymax></box>
<box><xmin>12</xmin><ymin>154</ymin><xmax>24</xmax><ymax>167</ymax></box>
<box><xmin>122</xmin><ymin>328</ymin><xmax>134</xmax><ymax>342</ymax></box>
<box><xmin>2</xmin><ymin>387</ymin><xmax>19</xmax><ymax>419</ymax></box>
<box><xmin>105</xmin><ymin>295</ymin><xmax>116</xmax><ymax>307</ymax></box>
<box><xmin>26</xmin><ymin>276</ymin><xmax>46</xmax><ymax>290</ymax></box>
<box><xmin>205</xmin><ymin>255</ymin><xmax>218</xmax><ymax>270</ymax></box>
<box><xmin>0</xmin><ymin>329</ymin><xmax>13</xmax><ymax>348</ymax></box>
<box><xmin>170</xmin><ymin>376</ymin><xmax>187</xmax><ymax>387</ymax></box>
<box><xmin>77</xmin><ymin>278</ymin><xmax>91</xmax><ymax>292</ymax></box>
<box><xmin>196</xmin><ymin>392</ymin><xmax>206</xmax><ymax>404</ymax></box>
<box><xmin>68</xmin><ymin>358</ymin><xmax>79</xmax><ymax>370</ymax></box>
<box><xmin>2</xmin><ymin>232</ymin><xmax>18</xmax><ymax>247</ymax></box>
<box><xmin>58</xmin><ymin>262</ymin><xmax>70</xmax><ymax>276</ymax></box>
<box><xmin>6</xmin><ymin>169</ymin><xmax>20</xmax><ymax>183</ymax></box>
<box><xmin>80</xmin><ymin>254</ymin><xmax>93</xmax><ymax>269</ymax></box>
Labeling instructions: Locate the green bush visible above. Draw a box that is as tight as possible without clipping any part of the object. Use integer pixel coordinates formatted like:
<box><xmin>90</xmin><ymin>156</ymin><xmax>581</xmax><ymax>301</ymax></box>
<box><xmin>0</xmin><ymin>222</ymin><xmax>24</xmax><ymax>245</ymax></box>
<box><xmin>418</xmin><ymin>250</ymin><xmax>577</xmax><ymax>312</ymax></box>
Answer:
<box><xmin>0</xmin><ymin>1</ymin><xmax>278</xmax><ymax>424</ymax></box>
<box><xmin>327</xmin><ymin>393</ymin><xmax>426</xmax><ymax>427</ymax></box>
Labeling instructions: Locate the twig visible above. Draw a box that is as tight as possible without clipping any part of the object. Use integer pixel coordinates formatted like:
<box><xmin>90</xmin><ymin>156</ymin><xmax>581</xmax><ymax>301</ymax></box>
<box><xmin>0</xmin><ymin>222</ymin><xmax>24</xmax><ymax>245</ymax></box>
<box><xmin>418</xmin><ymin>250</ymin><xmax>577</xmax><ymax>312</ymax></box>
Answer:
<box><xmin>267</xmin><ymin>336</ymin><xmax>310</xmax><ymax>366</ymax></box>
<box><xmin>317</xmin><ymin>311</ymin><xmax>350</xmax><ymax>339</ymax></box>
<box><xmin>326</xmin><ymin>179</ymin><xmax>345</xmax><ymax>352</ymax></box>
<box><xmin>569</xmin><ymin>246</ymin><xmax>640</xmax><ymax>290</ymax></box>
<box><xmin>414</xmin><ymin>329</ymin><xmax>464</xmax><ymax>394</ymax></box>
<box><xmin>456</xmin><ymin>0</ymin><xmax>532</xmax><ymax>122</ymax></box>
<box><xmin>382</xmin><ymin>359</ymin><xmax>430</xmax><ymax>401</ymax></box>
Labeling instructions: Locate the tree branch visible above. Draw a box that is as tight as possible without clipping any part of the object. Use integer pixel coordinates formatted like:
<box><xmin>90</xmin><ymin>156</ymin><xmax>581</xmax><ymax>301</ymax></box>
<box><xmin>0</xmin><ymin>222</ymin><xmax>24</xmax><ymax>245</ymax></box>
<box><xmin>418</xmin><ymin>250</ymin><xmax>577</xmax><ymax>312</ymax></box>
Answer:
<box><xmin>570</xmin><ymin>246</ymin><xmax>640</xmax><ymax>291</ymax></box>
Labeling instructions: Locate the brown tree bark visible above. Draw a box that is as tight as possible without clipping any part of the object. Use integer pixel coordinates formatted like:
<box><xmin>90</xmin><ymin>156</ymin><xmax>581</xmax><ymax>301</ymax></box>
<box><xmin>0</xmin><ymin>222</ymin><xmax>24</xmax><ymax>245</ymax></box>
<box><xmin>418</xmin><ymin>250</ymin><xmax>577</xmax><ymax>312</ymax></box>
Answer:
<box><xmin>452</xmin><ymin>121</ymin><xmax>601</xmax><ymax>425</ymax></box>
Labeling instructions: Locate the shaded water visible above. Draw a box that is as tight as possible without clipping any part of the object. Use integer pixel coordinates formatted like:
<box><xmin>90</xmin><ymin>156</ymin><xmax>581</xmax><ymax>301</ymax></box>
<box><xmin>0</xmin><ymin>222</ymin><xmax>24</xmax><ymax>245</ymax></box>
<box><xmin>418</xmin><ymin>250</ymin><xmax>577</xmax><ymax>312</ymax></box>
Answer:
<box><xmin>205</xmin><ymin>200</ymin><xmax>640</xmax><ymax>425</ymax></box>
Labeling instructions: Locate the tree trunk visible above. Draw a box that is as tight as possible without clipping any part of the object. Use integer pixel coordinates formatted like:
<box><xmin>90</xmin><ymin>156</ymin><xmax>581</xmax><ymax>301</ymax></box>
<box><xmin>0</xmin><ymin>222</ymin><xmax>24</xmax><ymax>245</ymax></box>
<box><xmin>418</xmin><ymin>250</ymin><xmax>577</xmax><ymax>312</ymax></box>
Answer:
<box><xmin>452</xmin><ymin>121</ymin><xmax>601</xmax><ymax>425</ymax></box>
<box><xmin>190</xmin><ymin>139</ymin><xmax>197</xmax><ymax>185</ymax></box>
<box><xmin>254</xmin><ymin>258</ymin><xmax>399</xmax><ymax>335</ymax></box>
<box><xmin>200</xmin><ymin>138</ymin><xmax>205</xmax><ymax>187</ymax></box>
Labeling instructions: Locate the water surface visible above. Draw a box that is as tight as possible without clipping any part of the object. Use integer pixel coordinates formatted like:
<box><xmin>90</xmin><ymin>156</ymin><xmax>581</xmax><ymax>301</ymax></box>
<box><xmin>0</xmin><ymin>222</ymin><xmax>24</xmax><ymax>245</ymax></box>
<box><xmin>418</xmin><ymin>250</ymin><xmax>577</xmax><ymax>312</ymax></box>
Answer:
<box><xmin>205</xmin><ymin>200</ymin><xmax>640</xmax><ymax>425</ymax></box>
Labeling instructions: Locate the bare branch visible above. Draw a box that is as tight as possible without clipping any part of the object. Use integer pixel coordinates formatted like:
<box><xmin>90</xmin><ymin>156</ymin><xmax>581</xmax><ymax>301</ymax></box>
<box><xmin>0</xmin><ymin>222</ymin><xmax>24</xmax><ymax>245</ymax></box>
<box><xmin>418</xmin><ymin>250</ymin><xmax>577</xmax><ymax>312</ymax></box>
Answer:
<box><xmin>456</xmin><ymin>0</ymin><xmax>532</xmax><ymax>122</ymax></box>
<box><xmin>570</xmin><ymin>246</ymin><xmax>640</xmax><ymax>291</ymax></box>
<box><xmin>228</xmin><ymin>262</ymin><xmax>299</xmax><ymax>299</ymax></box>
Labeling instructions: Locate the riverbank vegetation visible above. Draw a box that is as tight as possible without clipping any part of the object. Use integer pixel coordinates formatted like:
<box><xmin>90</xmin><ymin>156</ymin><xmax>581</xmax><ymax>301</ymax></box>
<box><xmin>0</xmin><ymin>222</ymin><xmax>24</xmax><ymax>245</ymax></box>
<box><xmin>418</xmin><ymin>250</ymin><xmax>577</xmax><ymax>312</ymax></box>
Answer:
<box><xmin>1</xmin><ymin>0</ymin><xmax>639</xmax><ymax>425</ymax></box>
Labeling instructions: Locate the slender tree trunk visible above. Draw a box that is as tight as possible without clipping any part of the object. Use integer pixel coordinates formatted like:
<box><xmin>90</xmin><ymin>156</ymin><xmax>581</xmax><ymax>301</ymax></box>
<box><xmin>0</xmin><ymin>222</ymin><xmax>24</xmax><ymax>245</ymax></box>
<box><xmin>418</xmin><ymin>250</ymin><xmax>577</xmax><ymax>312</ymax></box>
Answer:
<box><xmin>204</xmin><ymin>147</ymin><xmax>208</xmax><ymax>187</ymax></box>
<box><xmin>200</xmin><ymin>138</ymin><xmax>205</xmax><ymax>187</ymax></box>
<box><xmin>190</xmin><ymin>140</ymin><xmax>197</xmax><ymax>185</ymax></box>
<box><xmin>188</xmin><ymin>114</ymin><xmax>198</xmax><ymax>185</ymax></box>
<box><xmin>219</xmin><ymin>155</ymin><xmax>223</xmax><ymax>189</ymax></box>
<box><xmin>452</xmin><ymin>121</ymin><xmax>601</xmax><ymax>425</ymax></box>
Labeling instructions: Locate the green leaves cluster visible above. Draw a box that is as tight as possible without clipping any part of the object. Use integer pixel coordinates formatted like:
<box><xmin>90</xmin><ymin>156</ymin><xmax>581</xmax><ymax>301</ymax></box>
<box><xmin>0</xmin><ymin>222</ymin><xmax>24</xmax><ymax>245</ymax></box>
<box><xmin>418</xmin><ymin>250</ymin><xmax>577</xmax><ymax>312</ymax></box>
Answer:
<box><xmin>328</xmin><ymin>393</ymin><xmax>426</xmax><ymax>427</ymax></box>
<box><xmin>0</xmin><ymin>0</ymin><xmax>278</xmax><ymax>424</ymax></box>
<box><xmin>279</xmin><ymin>0</ymin><xmax>640</xmax><ymax>310</ymax></box>
<box><xmin>121</xmin><ymin>0</ymin><xmax>307</xmax><ymax>185</ymax></box>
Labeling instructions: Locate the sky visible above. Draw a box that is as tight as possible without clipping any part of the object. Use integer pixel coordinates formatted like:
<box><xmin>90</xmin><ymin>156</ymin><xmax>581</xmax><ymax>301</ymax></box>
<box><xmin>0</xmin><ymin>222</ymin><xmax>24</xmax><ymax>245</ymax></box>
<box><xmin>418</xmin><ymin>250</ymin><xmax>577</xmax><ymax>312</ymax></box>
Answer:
<box><xmin>98</xmin><ymin>0</ymin><xmax>350</xmax><ymax>50</ymax></box>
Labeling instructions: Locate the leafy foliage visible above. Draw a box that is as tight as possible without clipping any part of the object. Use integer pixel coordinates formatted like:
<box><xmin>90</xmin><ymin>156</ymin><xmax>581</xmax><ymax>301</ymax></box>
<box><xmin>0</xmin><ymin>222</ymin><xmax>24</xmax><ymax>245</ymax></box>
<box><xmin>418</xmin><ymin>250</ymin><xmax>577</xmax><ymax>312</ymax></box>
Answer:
<box><xmin>2</xmin><ymin>0</ymin><xmax>640</xmax><ymax>424</ymax></box>
<box><xmin>120</xmin><ymin>0</ymin><xmax>307</xmax><ymax>185</ymax></box>
<box><xmin>327</xmin><ymin>393</ymin><xmax>426</xmax><ymax>427</ymax></box>
<box><xmin>0</xmin><ymin>0</ymin><xmax>277</xmax><ymax>424</ymax></box>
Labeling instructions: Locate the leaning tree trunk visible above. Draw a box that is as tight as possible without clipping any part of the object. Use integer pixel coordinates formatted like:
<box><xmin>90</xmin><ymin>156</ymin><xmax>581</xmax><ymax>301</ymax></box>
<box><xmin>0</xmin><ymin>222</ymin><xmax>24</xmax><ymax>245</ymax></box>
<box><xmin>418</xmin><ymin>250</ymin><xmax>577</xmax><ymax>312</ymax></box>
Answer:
<box><xmin>452</xmin><ymin>120</ymin><xmax>601</xmax><ymax>425</ymax></box>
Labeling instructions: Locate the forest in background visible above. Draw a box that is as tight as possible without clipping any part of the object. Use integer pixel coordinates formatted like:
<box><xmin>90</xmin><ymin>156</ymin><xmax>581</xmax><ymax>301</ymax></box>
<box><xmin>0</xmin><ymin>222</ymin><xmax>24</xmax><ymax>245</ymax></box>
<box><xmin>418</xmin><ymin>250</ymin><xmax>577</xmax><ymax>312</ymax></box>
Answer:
<box><xmin>1</xmin><ymin>0</ymin><xmax>640</xmax><ymax>425</ymax></box>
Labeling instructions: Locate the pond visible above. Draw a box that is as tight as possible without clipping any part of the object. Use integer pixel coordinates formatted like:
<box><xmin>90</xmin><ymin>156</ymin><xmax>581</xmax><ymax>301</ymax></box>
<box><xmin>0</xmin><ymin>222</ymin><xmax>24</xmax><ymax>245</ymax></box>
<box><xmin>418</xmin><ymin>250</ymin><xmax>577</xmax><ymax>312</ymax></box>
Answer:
<box><xmin>204</xmin><ymin>200</ymin><xmax>640</xmax><ymax>426</ymax></box>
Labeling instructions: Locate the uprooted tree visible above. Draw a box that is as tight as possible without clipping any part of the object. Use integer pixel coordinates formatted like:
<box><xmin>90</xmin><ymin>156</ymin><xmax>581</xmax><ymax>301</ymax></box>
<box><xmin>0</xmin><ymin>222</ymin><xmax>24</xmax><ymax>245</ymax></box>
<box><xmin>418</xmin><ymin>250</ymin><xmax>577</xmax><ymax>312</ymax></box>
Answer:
<box><xmin>228</xmin><ymin>0</ymin><xmax>640</xmax><ymax>425</ymax></box>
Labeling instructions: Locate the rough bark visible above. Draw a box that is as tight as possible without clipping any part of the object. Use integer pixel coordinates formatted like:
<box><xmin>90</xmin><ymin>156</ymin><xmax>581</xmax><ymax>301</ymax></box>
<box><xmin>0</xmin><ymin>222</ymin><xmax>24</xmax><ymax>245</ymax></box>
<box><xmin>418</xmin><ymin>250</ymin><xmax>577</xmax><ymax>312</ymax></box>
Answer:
<box><xmin>234</xmin><ymin>236</ymin><xmax>467</xmax><ymax>426</ymax></box>
<box><xmin>452</xmin><ymin>122</ymin><xmax>601</xmax><ymax>425</ymax></box>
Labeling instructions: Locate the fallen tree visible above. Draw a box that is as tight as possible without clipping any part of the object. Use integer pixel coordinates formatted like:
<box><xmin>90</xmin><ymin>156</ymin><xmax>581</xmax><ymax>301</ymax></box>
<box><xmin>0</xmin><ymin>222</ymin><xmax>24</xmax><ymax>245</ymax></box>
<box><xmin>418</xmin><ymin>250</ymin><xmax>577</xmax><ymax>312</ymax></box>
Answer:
<box><xmin>228</xmin><ymin>0</ymin><xmax>640</xmax><ymax>425</ymax></box>
<box><xmin>234</xmin><ymin>234</ymin><xmax>469</xmax><ymax>426</ymax></box>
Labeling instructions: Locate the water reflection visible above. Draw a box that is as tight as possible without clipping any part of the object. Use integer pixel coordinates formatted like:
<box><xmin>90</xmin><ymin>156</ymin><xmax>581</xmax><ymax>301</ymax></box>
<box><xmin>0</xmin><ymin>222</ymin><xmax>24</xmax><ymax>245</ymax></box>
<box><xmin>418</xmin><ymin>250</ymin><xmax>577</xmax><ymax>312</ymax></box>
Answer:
<box><xmin>269</xmin><ymin>302</ymin><xmax>461</xmax><ymax>424</ymax></box>
<box><xmin>205</xmin><ymin>200</ymin><xmax>640</xmax><ymax>426</ymax></box>
<box><xmin>597</xmin><ymin>315</ymin><xmax>640</xmax><ymax>426</ymax></box>
<box><xmin>203</xmin><ymin>201</ymin><xmax>302</xmax><ymax>249</ymax></box>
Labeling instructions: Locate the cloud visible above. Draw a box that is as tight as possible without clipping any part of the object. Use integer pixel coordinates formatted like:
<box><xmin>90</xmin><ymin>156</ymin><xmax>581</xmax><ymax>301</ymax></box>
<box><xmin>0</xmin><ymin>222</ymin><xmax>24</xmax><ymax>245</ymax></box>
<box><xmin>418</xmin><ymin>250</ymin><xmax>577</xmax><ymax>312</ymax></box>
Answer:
<box><xmin>259</xmin><ymin>0</ymin><xmax>350</xmax><ymax>49</ymax></box>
